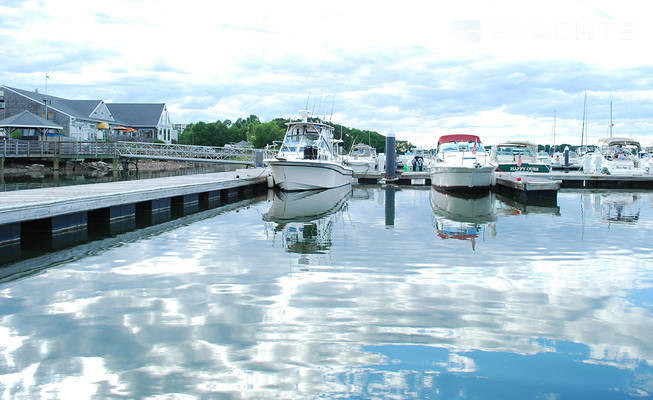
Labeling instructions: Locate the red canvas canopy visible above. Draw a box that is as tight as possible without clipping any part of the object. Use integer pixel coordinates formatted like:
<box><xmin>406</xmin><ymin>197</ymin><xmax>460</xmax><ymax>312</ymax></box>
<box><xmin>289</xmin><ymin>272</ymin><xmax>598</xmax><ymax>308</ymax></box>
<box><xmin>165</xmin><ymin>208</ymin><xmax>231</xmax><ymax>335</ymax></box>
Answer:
<box><xmin>437</xmin><ymin>134</ymin><xmax>482</xmax><ymax>145</ymax></box>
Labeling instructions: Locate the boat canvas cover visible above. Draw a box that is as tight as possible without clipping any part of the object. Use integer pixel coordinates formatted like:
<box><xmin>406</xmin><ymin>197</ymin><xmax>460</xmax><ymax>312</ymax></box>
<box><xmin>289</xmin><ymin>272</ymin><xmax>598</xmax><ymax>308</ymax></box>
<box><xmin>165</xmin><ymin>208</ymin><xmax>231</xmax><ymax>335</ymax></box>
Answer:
<box><xmin>597</xmin><ymin>137</ymin><xmax>641</xmax><ymax>148</ymax></box>
<box><xmin>438</xmin><ymin>134</ymin><xmax>482</xmax><ymax>145</ymax></box>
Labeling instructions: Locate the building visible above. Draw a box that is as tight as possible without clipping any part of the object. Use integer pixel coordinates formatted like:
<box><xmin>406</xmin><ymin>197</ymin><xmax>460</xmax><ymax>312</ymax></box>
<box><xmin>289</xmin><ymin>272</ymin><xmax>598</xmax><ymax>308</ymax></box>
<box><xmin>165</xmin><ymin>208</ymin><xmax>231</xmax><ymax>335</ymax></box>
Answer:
<box><xmin>106</xmin><ymin>103</ymin><xmax>176</xmax><ymax>143</ymax></box>
<box><xmin>0</xmin><ymin>85</ymin><xmax>177</xmax><ymax>144</ymax></box>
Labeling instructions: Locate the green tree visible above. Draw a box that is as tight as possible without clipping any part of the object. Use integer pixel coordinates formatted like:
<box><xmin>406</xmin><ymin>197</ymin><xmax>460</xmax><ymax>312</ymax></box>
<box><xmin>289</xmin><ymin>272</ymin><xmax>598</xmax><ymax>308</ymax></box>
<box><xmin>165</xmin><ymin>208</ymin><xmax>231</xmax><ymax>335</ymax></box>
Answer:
<box><xmin>251</xmin><ymin>121</ymin><xmax>285</xmax><ymax>148</ymax></box>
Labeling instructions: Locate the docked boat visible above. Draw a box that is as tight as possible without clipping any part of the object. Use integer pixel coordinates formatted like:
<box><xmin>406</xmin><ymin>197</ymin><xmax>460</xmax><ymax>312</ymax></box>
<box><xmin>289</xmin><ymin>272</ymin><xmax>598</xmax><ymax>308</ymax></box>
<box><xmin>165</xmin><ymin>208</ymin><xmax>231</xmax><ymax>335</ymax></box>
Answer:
<box><xmin>343</xmin><ymin>143</ymin><xmax>378</xmax><ymax>173</ymax></box>
<box><xmin>583</xmin><ymin>137</ymin><xmax>648</xmax><ymax>175</ymax></box>
<box><xmin>489</xmin><ymin>141</ymin><xmax>551</xmax><ymax>173</ymax></box>
<box><xmin>429</xmin><ymin>134</ymin><xmax>494</xmax><ymax>192</ymax></box>
<box><xmin>264</xmin><ymin>111</ymin><xmax>353</xmax><ymax>191</ymax></box>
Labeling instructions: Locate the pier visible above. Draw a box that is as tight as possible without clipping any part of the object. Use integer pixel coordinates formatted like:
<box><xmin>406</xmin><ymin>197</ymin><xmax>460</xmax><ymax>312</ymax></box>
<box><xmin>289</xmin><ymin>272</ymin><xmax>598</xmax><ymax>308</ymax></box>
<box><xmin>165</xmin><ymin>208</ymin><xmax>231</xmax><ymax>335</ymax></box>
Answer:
<box><xmin>0</xmin><ymin>168</ymin><xmax>269</xmax><ymax>257</ymax></box>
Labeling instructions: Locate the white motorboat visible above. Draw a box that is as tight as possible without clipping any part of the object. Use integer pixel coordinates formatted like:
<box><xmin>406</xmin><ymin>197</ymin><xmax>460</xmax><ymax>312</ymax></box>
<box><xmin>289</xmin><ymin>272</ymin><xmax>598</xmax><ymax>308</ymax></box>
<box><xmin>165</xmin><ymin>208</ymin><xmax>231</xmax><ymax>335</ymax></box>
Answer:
<box><xmin>343</xmin><ymin>143</ymin><xmax>378</xmax><ymax>173</ymax></box>
<box><xmin>583</xmin><ymin>137</ymin><xmax>649</xmax><ymax>175</ymax></box>
<box><xmin>489</xmin><ymin>141</ymin><xmax>551</xmax><ymax>173</ymax></box>
<box><xmin>265</xmin><ymin>111</ymin><xmax>353</xmax><ymax>191</ymax></box>
<box><xmin>429</xmin><ymin>134</ymin><xmax>494</xmax><ymax>192</ymax></box>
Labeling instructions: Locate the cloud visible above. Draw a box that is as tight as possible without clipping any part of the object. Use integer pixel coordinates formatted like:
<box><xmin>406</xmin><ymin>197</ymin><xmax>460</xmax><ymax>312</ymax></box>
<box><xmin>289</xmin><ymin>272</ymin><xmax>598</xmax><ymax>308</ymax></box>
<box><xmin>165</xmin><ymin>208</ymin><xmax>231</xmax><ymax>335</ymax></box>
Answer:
<box><xmin>2</xmin><ymin>0</ymin><xmax>653</xmax><ymax>147</ymax></box>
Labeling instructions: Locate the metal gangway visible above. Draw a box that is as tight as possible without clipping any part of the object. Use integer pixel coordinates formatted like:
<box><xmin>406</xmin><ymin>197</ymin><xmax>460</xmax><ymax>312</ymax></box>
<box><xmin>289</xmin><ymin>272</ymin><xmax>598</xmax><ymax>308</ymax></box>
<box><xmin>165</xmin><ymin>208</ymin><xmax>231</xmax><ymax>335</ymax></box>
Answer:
<box><xmin>115</xmin><ymin>142</ymin><xmax>267</xmax><ymax>165</ymax></box>
<box><xmin>1</xmin><ymin>140</ymin><xmax>275</xmax><ymax>166</ymax></box>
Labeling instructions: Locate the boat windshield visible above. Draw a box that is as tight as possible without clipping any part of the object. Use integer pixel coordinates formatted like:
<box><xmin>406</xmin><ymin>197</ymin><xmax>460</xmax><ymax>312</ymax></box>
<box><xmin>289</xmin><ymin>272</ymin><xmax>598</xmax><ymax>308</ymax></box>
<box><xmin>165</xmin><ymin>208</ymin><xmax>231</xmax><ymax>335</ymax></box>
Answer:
<box><xmin>280</xmin><ymin>132</ymin><xmax>319</xmax><ymax>153</ymax></box>
<box><xmin>497</xmin><ymin>145</ymin><xmax>535</xmax><ymax>157</ymax></box>
<box><xmin>352</xmin><ymin>147</ymin><xmax>373</xmax><ymax>157</ymax></box>
<box><xmin>440</xmin><ymin>141</ymin><xmax>484</xmax><ymax>152</ymax></box>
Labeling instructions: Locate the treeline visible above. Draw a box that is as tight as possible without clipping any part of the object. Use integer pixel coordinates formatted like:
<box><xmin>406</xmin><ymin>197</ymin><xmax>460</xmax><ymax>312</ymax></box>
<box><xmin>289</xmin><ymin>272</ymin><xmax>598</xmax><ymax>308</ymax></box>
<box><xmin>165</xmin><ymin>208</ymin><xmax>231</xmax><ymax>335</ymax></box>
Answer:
<box><xmin>179</xmin><ymin>115</ymin><xmax>415</xmax><ymax>153</ymax></box>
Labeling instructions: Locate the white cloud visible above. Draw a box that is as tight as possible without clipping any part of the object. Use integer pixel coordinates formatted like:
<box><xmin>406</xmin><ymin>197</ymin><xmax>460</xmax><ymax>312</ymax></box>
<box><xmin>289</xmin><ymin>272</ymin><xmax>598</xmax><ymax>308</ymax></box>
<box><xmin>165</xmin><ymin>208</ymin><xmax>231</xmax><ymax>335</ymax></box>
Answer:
<box><xmin>3</xmin><ymin>0</ymin><xmax>653</xmax><ymax>145</ymax></box>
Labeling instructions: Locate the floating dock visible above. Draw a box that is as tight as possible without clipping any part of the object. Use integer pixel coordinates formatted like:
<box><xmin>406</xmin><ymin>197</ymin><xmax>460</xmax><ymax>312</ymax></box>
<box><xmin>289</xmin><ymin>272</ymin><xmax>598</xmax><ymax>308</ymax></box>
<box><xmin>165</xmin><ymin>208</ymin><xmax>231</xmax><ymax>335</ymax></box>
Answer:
<box><xmin>547</xmin><ymin>172</ymin><xmax>653</xmax><ymax>189</ymax></box>
<box><xmin>493</xmin><ymin>173</ymin><xmax>562</xmax><ymax>206</ymax></box>
<box><xmin>0</xmin><ymin>168</ymin><xmax>269</xmax><ymax>260</ymax></box>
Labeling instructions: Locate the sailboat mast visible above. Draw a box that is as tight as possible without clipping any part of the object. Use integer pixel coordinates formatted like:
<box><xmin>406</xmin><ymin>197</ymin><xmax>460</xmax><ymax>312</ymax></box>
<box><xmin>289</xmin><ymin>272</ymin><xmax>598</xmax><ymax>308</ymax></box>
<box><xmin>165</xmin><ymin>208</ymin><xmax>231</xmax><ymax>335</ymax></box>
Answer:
<box><xmin>610</xmin><ymin>100</ymin><xmax>613</xmax><ymax>138</ymax></box>
<box><xmin>553</xmin><ymin>110</ymin><xmax>556</xmax><ymax>151</ymax></box>
<box><xmin>581</xmin><ymin>90</ymin><xmax>587</xmax><ymax>152</ymax></box>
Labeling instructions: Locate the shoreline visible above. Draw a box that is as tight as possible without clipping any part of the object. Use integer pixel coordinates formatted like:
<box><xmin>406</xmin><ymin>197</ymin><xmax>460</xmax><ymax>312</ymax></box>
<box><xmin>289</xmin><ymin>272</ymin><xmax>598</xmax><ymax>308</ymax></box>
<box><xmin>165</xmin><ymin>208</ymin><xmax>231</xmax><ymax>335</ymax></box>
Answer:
<box><xmin>1</xmin><ymin>160</ymin><xmax>198</xmax><ymax>178</ymax></box>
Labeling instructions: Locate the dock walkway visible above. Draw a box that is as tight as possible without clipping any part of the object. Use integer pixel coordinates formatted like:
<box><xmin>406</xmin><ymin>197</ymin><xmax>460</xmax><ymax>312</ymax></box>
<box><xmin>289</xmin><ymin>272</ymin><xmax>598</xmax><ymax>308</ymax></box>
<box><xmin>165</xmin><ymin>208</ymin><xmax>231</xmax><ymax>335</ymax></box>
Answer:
<box><xmin>0</xmin><ymin>168</ymin><xmax>269</xmax><ymax>225</ymax></box>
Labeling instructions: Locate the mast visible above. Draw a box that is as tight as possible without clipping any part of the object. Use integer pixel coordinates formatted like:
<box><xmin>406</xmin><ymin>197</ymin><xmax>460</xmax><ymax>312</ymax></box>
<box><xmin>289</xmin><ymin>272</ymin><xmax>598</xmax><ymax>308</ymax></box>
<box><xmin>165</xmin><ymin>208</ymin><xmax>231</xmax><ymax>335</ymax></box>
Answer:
<box><xmin>581</xmin><ymin>90</ymin><xmax>587</xmax><ymax>153</ymax></box>
<box><xmin>609</xmin><ymin>100</ymin><xmax>613</xmax><ymax>138</ymax></box>
<box><xmin>552</xmin><ymin>109</ymin><xmax>556</xmax><ymax>151</ymax></box>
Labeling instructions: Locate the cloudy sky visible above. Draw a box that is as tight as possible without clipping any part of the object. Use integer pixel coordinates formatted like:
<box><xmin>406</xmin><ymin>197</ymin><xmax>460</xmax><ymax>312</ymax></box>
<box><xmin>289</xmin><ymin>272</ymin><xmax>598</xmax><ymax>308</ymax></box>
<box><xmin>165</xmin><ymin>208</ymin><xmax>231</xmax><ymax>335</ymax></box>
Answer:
<box><xmin>2</xmin><ymin>0</ymin><xmax>653</xmax><ymax>147</ymax></box>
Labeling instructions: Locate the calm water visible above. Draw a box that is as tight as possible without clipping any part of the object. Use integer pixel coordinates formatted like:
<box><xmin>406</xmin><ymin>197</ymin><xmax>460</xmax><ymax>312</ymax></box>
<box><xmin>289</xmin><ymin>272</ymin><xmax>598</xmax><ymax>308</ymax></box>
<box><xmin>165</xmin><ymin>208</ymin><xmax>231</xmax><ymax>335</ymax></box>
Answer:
<box><xmin>0</xmin><ymin>186</ymin><xmax>652</xmax><ymax>399</ymax></box>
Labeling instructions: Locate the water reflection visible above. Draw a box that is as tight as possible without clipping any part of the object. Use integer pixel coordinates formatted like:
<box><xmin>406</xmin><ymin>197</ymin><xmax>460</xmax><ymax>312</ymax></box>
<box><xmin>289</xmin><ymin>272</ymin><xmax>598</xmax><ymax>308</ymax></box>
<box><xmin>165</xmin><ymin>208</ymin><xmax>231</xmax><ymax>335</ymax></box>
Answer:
<box><xmin>430</xmin><ymin>188</ymin><xmax>496</xmax><ymax>249</ymax></box>
<box><xmin>591</xmin><ymin>191</ymin><xmax>641</xmax><ymax>223</ymax></box>
<box><xmin>263</xmin><ymin>185</ymin><xmax>351</xmax><ymax>257</ymax></box>
<box><xmin>0</xmin><ymin>188</ymin><xmax>651</xmax><ymax>398</ymax></box>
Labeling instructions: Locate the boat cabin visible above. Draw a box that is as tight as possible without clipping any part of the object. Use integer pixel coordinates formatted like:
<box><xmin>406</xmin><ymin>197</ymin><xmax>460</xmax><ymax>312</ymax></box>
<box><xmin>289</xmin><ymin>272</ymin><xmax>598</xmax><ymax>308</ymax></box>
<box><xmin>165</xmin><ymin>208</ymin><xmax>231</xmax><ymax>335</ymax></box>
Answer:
<box><xmin>277</xmin><ymin>111</ymin><xmax>336</xmax><ymax>161</ymax></box>
<box><xmin>491</xmin><ymin>141</ymin><xmax>538</xmax><ymax>162</ymax></box>
<box><xmin>597</xmin><ymin>137</ymin><xmax>641</xmax><ymax>160</ymax></box>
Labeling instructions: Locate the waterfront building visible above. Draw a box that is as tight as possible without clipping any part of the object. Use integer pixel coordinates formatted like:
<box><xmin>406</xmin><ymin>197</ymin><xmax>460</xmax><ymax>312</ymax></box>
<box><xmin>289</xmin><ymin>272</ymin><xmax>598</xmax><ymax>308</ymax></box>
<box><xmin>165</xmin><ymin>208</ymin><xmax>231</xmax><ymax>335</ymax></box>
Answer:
<box><xmin>106</xmin><ymin>103</ymin><xmax>177</xmax><ymax>144</ymax></box>
<box><xmin>0</xmin><ymin>85</ymin><xmax>177</xmax><ymax>144</ymax></box>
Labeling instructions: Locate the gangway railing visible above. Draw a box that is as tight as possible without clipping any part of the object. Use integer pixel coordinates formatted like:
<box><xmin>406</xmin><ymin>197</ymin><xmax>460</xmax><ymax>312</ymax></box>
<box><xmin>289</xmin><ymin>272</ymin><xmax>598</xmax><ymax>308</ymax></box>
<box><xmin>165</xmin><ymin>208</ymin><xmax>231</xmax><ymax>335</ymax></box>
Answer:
<box><xmin>115</xmin><ymin>142</ymin><xmax>259</xmax><ymax>165</ymax></box>
<box><xmin>1</xmin><ymin>140</ymin><xmax>116</xmax><ymax>158</ymax></box>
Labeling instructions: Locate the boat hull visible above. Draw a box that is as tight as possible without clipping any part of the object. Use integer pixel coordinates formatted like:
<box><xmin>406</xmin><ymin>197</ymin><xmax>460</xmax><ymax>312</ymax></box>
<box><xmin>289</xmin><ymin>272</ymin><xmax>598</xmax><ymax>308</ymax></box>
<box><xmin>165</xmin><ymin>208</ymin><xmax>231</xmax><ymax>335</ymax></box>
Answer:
<box><xmin>429</xmin><ymin>165</ymin><xmax>494</xmax><ymax>192</ymax></box>
<box><xmin>346</xmin><ymin>159</ymin><xmax>376</xmax><ymax>174</ymax></box>
<box><xmin>266</xmin><ymin>159</ymin><xmax>353</xmax><ymax>191</ymax></box>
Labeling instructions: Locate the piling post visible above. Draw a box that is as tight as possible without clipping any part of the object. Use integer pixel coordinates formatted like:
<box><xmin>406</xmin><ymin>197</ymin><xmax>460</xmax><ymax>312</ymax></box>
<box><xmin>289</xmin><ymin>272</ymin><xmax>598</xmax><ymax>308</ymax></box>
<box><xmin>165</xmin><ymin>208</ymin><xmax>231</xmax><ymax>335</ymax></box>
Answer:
<box><xmin>254</xmin><ymin>149</ymin><xmax>264</xmax><ymax>167</ymax></box>
<box><xmin>385</xmin><ymin>131</ymin><xmax>396</xmax><ymax>180</ymax></box>
<box><xmin>385</xmin><ymin>186</ymin><xmax>395</xmax><ymax>227</ymax></box>
<box><xmin>564</xmin><ymin>146</ymin><xmax>570</xmax><ymax>168</ymax></box>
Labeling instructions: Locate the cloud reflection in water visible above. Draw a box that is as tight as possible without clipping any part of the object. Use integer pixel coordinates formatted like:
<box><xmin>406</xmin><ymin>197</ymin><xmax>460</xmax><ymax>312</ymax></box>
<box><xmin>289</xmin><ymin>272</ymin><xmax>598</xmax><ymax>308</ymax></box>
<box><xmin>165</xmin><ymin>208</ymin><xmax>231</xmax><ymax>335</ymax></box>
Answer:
<box><xmin>0</xmin><ymin>189</ymin><xmax>651</xmax><ymax>398</ymax></box>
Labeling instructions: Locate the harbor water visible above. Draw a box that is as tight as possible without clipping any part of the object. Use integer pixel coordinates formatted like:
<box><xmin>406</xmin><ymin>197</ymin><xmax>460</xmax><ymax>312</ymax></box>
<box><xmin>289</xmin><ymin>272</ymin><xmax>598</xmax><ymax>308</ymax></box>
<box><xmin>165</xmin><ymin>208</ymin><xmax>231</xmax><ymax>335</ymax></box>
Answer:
<box><xmin>0</xmin><ymin>186</ymin><xmax>652</xmax><ymax>398</ymax></box>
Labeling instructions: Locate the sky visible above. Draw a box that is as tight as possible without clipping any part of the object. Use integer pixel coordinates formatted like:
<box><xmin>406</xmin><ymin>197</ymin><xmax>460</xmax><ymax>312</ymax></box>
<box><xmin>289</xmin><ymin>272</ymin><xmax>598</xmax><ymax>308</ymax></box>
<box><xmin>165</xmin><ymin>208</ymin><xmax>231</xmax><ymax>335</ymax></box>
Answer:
<box><xmin>1</xmin><ymin>0</ymin><xmax>653</xmax><ymax>147</ymax></box>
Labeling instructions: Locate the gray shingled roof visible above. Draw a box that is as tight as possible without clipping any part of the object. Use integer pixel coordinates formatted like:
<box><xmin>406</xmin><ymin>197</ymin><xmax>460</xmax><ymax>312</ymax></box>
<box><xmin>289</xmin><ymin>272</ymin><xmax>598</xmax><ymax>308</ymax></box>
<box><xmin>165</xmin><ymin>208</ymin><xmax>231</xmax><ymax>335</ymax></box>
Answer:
<box><xmin>4</xmin><ymin>86</ymin><xmax>110</xmax><ymax>122</ymax></box>
<box><xmin>0</xmin><ymin>110</ymin><xmax>63</xmax><ymax>130</ymax></box>
<box><xmin>106</xmin><ymin>103</ymin><xmax>164</xmax><ymax>127</ymax></box>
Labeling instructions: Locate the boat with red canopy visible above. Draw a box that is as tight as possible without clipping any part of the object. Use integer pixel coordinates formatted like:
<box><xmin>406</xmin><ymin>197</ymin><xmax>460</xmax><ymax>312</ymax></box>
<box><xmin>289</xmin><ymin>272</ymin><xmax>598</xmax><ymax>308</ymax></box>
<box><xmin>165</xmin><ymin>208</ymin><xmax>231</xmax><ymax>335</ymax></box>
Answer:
<box><xmin>429</xmin><ymin>134</ymin><xmax>494</xmax><ymax>192</ymax></box>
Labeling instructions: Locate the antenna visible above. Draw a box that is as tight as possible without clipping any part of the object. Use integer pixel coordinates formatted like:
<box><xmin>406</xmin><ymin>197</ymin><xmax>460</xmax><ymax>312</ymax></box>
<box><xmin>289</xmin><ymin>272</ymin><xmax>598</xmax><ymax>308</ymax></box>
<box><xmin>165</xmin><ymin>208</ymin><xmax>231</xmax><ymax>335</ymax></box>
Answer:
<box><xmin>305</xmin><ymin>91</ymin><xmax>311</xmax><ymax>111</ymax></box>
<box><xmin>311</xmin><ymin>94</ymin><xmax>317</xmax><ymax>118</ymax></box>
<box><xmin>316</xmin><ymin>95</ymin><xmax>324</xmax><ymax>122</ymax></box>
<box><xmin>329</xmin><ymin>94</ymin><xmax>335</xmax><ymax>122</ymax></box>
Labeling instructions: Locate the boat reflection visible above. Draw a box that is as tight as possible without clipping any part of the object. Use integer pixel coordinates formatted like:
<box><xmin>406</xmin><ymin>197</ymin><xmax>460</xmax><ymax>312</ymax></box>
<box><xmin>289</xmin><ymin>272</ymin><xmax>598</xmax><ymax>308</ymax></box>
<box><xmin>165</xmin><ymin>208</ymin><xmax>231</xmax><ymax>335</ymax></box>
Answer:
<box><xmin>429</xmin><ymin>188</ymin><xmax>496</xmax><ymax>249</ymax></box>
<box><xmin>591</xmin><ymin>191</ymin><xmax>641</xmax><ymax>223</ymax></box>
<box><xmin>264</xmin><ymin>184</ymin><xmax>351</xmax><ymax>255</ymax></box>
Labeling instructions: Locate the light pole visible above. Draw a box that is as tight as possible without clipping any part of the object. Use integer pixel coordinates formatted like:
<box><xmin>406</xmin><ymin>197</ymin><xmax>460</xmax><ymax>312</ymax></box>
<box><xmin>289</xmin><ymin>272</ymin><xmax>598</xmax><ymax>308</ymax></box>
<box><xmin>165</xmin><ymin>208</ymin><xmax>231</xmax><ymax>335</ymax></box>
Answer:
<box><xmin>44</xmin><ymin>73</ymin><xmax>49</xmax><ymax>120</ymax></box>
